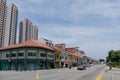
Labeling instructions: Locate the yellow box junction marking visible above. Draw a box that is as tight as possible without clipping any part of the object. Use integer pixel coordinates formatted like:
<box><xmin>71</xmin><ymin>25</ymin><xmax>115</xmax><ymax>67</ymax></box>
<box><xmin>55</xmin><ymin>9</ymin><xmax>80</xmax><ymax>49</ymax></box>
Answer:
<box><xmin>96</xmin><ymin>71</ymin><xmax>105</xmax><ymax>80</ymax></box>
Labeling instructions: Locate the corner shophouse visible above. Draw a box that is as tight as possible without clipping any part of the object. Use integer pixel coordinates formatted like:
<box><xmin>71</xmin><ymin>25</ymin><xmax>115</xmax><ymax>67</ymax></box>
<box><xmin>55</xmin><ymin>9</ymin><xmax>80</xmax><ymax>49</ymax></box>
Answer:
<box><xmin>0</xmin><ymin>40</ymin><xmax>54</xmax><ymax>71</ymax></box>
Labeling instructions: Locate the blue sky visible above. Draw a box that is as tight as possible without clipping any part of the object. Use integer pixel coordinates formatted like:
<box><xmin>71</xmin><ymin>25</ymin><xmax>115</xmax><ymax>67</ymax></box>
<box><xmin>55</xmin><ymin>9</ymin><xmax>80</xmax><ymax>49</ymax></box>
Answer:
<box><xmin>7</xmin><ymin>0</ymin><xmax>120</xmax><ymax>59</ymax></box>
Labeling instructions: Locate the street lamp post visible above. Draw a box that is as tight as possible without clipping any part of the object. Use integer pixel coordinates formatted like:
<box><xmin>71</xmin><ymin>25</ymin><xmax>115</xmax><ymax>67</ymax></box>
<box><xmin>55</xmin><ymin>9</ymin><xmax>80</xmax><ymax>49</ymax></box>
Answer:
<box><xmin>43</xmin><ymin>57</ymin><xmax>45</xmax><ymax>69</ymax></box>
<box><xmin>8</xmin><ymin>59</ymin><xmax>11</xmax><ymax>70</ymax></box>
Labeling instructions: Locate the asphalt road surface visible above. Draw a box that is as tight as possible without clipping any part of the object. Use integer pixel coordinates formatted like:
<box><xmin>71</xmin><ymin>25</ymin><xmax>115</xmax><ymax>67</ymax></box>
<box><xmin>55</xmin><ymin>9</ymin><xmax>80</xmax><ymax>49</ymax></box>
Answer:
<box><xmin>102</xmin><ymin>69</ymin><xmax>120</xmax><ymax>80</ymax></box>
<box><xmin>0</xmin><ymin>64</ymin><xmax>106</xmax><ymax>80</ymax></box>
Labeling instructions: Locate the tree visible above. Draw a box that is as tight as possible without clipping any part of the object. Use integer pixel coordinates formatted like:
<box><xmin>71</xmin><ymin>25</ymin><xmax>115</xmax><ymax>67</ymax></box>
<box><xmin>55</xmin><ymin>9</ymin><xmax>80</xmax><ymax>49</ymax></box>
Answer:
<box><xmin>107</xmin><ymin>50</ymin><xmax>120</xmax><ymax>68</ymax></box>
<box><xmin>99</xmin><ymin>59</ymin><xmax>105</xmax><ymax>62</ymax></box>
<box><xmin>108</xmin><ymin>50</ymin><xmax>114</xmax><ymax>60</ymax></box>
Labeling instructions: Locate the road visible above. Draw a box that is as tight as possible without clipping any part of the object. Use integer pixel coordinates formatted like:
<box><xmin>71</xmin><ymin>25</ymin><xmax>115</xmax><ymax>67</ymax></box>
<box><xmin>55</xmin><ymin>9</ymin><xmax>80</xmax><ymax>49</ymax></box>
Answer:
<box><xmin>102</xmin><ymin>69</ymin><xmax>120</xmax><ymax>80</ymax></box>
<box><xmin>0</xmin><ymin>65</ymin><xmax>106</xmax><ymax>80</ymax></box>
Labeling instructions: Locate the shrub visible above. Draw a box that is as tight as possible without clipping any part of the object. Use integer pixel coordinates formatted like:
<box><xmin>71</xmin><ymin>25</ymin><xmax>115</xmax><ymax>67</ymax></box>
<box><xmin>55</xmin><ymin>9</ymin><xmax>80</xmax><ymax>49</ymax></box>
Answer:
<box><xmin>111</xmin><ymin>62</ymin><xmax>120</xmax><ymax>68</ymax></box>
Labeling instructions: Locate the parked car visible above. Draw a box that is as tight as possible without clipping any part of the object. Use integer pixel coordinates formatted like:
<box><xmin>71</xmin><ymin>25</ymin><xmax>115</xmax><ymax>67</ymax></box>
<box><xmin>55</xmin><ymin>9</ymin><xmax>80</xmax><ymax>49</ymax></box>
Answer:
<box><xmin>77</xmin><ymin>65</ymin><xmax>86</xmax><ymax>70</ymax></box>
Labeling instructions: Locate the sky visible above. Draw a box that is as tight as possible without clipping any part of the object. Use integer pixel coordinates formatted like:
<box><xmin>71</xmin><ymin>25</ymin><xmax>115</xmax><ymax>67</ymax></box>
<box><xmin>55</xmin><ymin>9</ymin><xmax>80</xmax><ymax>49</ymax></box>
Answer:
<box><xmin>7</xmin><ymin>0</ymin><xmax>120</xmax><ymax>59</ymax></box>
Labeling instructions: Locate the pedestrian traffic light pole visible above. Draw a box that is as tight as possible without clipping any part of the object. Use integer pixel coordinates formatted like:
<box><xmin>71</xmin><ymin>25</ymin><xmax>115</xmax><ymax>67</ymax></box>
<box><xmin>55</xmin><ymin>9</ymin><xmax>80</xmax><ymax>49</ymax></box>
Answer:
<box><xmin>108</xmin><ymin>52</ymin><xmax>112</xmax><ymax>70</ymax></box>
<box><xmin>109</xmin><ymin>59</ymin><xmax>112</xmax><ymax>70</ymax></box>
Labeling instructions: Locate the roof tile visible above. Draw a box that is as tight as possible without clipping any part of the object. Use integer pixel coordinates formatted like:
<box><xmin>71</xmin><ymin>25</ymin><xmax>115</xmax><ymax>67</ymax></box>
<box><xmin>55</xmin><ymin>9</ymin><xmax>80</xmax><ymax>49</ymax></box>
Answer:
<box><xmin>0</xmin><ymin>40</ymin><xmax>54</xmax><ymax>50</ymax></box>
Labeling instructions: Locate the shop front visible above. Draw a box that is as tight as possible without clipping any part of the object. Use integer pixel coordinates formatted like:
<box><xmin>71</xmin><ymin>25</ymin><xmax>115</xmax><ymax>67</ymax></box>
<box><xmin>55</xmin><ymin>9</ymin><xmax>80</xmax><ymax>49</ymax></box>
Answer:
<box><xmin>0</xmin><ymin>40</ymin><xmax>54</xmax><ymax>71</ymax></box>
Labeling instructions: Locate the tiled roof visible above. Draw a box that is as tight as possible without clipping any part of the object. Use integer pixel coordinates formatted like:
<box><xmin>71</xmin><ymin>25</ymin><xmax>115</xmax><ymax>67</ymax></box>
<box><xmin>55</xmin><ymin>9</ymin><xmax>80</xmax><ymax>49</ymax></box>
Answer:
<box><xmin>54</xmin><ymin>45</ymin><xmax>66</xmax><ymax>52</ymax></box>
<box><xmin>67</xmin><ymin>52</ymin><xmax>80</xmax><ymax>58</ymax></box>
<box><xmin>0</xmin><ymin>40</ymin><xmax>54</xmax><ymax>50</ymax></box>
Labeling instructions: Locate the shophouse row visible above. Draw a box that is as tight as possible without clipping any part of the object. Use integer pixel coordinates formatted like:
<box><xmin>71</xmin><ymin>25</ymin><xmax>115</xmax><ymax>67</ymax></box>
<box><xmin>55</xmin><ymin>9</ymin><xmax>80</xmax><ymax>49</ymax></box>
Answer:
<box><xmin>0</xmin><ymin>40</ymin><xmax>97</xmax><ymax>71</ymax></box>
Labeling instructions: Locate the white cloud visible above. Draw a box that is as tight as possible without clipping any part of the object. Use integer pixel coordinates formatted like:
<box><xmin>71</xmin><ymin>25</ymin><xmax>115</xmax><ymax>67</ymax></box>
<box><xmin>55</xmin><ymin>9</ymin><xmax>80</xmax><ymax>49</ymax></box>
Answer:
<box><xmin>38</xmin><ymin>23</ymin><xmax>120</xmax><ymax>38</ymax></box>
<box><xmin>8</xmin><ymin>0</ymin><xmax>120</xmax><ymax>21</ymax></box>
<box><xmin>29</xmin><ymin>0</ymin><xmax>45</xmax><ymax>3</ymax></box>
<box><xmin>67</xmin><ymin>0</ymin><xmax>120</xmax><ymax>21</ymax></box>
<box><xmin>37</xmin><ymin>23</ymin><xmax>120</xmax><ymax>59</ymax></box>
<box><xmin>7</xmin><ymin>0</ymin><xmax>120</xmax><ymax>59</ymax></box>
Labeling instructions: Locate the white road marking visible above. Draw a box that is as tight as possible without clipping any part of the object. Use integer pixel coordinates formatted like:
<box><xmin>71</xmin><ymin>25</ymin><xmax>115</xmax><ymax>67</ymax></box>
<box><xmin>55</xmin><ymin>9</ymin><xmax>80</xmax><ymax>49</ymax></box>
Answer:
<box><xmin>111</xmin><ymin>73</ymin><xmax>114</xmax><ymax>80</ymax></box>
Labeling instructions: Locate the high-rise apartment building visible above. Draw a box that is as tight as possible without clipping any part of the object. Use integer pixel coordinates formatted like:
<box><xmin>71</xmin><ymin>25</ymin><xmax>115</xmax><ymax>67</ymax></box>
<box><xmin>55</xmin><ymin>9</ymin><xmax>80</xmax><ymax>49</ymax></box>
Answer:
<box><xmin>19</xmin><ymin>18</ymin><xmax>38</xmax><ymax>43</ymax></box>
<box><xmin>3</xmin><ymin>3</ymin><xmax>18</xmax><ymax>47</ymax></box>
<box><xmin>0</xmin><ymin>0</ymin><xmax>18</xmax><ymax>47</ymax></box>
<box><xmin>0</xmin><ymin>0</ymin><xmax>6</xmax><ymax>47</ymax></box>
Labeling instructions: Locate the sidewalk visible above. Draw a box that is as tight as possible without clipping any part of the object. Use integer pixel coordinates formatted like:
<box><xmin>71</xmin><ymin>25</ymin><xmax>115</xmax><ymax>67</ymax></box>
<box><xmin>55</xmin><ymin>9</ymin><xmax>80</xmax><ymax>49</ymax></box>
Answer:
<box><xmin>101</xmin><ymin>68</ymin><xmax>120</xmax><ymax>80</ymax></box>
<box><xmin>111</xmin><ymin>68</ymin><xmax>120</xmax><ymax>71</ymax></box>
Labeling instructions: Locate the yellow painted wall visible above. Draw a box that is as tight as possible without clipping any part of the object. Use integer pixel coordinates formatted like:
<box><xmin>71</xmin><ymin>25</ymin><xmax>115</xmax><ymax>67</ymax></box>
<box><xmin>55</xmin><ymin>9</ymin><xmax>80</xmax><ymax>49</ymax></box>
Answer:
<box><xmin>54</xmin><ymin>50</ymin><xmax>60</xmax><ymax>61</ymax></box>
